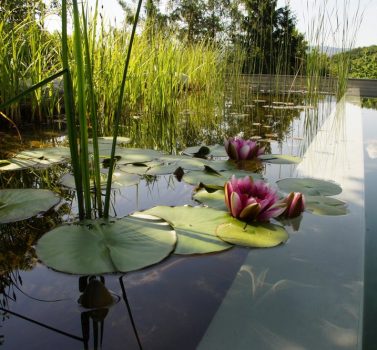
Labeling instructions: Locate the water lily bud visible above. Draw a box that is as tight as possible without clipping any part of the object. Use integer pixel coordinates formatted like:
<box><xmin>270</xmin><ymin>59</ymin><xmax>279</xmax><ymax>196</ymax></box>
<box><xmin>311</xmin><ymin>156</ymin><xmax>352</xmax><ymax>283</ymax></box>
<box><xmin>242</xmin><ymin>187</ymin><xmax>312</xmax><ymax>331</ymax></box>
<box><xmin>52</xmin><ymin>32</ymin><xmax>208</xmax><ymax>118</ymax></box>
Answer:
<box><xmin>283</xmin><ymin>192</ymin><xmax>305</xmax><ymax>218</ymax></box>
<box><xmin>224</xmin><ymin>137</ymin><xmax>264</xmax><ymax>161</ymax></box>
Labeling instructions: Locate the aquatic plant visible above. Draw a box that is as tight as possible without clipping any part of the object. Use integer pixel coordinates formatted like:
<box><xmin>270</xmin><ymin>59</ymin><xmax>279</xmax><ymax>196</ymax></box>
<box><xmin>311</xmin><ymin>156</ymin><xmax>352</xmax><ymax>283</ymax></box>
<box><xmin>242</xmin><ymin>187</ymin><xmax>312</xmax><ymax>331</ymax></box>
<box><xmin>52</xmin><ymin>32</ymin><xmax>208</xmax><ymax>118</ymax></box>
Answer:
<box><xmin>282</xmin><ymin>192</ymin><xmax>305</xmax><ymax>218</ymax></box>
<box><xmin>224</xmin><ymin>137</ymin><xmax>264</xmax><ymax>161</ymax></box>
<box><xmin>224</xmin><ymin>175</ymin><xmax>285</xmax><ymax>222</ymax></box>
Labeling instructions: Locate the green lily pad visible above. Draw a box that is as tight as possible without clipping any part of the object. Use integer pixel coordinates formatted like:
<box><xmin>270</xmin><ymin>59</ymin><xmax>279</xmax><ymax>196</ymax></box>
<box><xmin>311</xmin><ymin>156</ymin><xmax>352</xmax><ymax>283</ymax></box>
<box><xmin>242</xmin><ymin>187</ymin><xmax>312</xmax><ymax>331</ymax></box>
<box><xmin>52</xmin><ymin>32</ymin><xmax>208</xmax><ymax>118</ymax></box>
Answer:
<box><xmin>0</xmin><ymin>147</ymin><xmax>71</xmax><ymax>171</ymax></box>
<box><xmin>119</xmin><ymin>161</ymin><xmax>162</xmax><ymax>175</ymax></box>
<box><xmin>183</xmin><ymin>170</ymin><xmax>262</xmax><ymax>189</ymax></box>
<box><xmin>0</xmin><ymin>160</ymin><xmax>11</xmax><ymax>168</ymax></box>
<box><xmin>203</xmin><ymin>159</ymin><xmax>237</xmax><ymax>172</ymax></box>
<box><xmin>144</xmin><ymin>206</ymin><xmax>232</xmax><ymax>255</ymax></box>
<box><xmin>146</xmin><ymin>164</ymin><xmax>184</xmax><ymax>176</ymax></box>
<box><xmin>276</xmin><ymin>178</ymin><xmax>342</xmax><ymax>196</ymax></box>
<box><xmin>0</xmin><ymin>189</ymin><xmax>60</xmax><ymax>224</ymax></box>
<box><xmin>0</xmin><ymin>158</ymin><xmax>39</xmax><ymax>171</ymax></box>
<box><xmin>95</xmin><ymin>147</ymin><xmax>163</xmax><ymax>163</ymax></box>
<box><xmin>193</xmin><ymin>190</ymin><xmax>227</xmax><ymax>211</ymax></box>
<box><xmin>36</xmin><ymin>214</ymin><xmax>177</xmax><ymax>274</ymax></box>
<box><xmin>305</xmin><ymin>196</ymin><xmax>348</xmax><ymax>216</ymax></box>
<box><xmin>182</xmin><ymin>144</ymin><xmax>228</xmax><ymax>158</ymax></box>
<box><xmin>159</xmin><ymin>155</ymin><xmax>206</xmax><ymax>171</ymax></box>
<box><xmin>60</xmin><ymin>171</ymin><xmax>140</xmax><ymax>190</ymax></box>
<box><xmin>216</xmin><ymin>220</ymin><xmax>289</xmax><ymax>248</ymax></box>
<box><xmin>259</xmin><ymin>154</ymin><xmax>302</xmax><ymax>164</ymax></box>
<box><xmin>89</xmin><ymin>136</ymin><xmax>131</xmax><ymax>145</ymax></box>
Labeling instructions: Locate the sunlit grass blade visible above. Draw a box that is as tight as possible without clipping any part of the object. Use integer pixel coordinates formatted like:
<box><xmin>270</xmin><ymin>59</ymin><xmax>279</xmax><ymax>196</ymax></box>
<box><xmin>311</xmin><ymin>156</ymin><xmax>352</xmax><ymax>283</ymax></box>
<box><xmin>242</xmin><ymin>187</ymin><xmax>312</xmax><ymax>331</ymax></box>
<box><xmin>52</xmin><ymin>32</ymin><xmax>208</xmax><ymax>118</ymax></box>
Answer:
<box><xmin>62</xmin><ymin>0</ymin><xmax>85</xmax><ymax>220</ymax></box>
<box><xmin>82</xmin><ymin>1</ymin><xmax>102</xmax><ymax>216</ymax></box>
<box><xmin>72</xmin><ymin>0</ymin><xmax>92</xmax><ymax>219</ymax></box>
<box><xmin>103</xmin><ymin>0</ymin><xmax>144</xmax><ymax>218</ymax></box>
<box><xmin>0</xmin><ymin>69</ymin><xmax>66</xmax><ymax>111</ymax></box>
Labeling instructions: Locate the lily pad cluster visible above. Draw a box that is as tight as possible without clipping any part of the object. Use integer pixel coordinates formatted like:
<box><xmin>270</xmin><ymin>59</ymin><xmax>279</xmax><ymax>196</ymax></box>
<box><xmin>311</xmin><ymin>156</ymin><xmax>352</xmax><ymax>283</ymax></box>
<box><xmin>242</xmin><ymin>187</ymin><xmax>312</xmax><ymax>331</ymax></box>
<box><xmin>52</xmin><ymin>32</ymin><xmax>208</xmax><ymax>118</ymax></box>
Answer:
<box><xmin>1</xmin><ymin>140</ymin><xmax>346</xmax><ymax>276</ymax></box>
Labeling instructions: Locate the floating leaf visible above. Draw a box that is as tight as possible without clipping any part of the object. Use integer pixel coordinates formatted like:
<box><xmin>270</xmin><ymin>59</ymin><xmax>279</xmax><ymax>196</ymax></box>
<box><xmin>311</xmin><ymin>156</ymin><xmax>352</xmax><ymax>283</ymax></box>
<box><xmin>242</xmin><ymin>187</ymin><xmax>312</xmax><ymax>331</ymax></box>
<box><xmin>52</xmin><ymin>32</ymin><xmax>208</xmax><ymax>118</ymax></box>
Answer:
<box><xmin>259</xmin><ymin>154</ymin><xmax>302</xmax><ymax>164</ymax></box>
<box><xmin>89</xmin><ymin>136</ymin><xmax>131</xmax><ymax>145</ymax></box>
<box><xmin>36</xmin><ymin>214</ymin><xmax>176</xmax><ymax>274</ymax></box>
<box><xmin>0</xmin><ymin>147</ymin><xmax>71</xmax><ymax>171</ymax></box>
<box><xmin>183</xmin><ymin>170</ymin><xmax>262</xmax><ymax>189</ymax></box>
<box><xmin>277</xmin><ymin>178</ymin><xmax>342</xmax><ymax>196</ymax></box>
<box><xmin>119</xmin><ymin>161</ymin><xmax>162</xmax><ymax>175</ymax></box>
<box><xmin>193</xmin><ymin>190</ymin><xmax>227</xmax><ymax>211</ymax></box>
<box><xmin>60</xmin><ymin>171</ymin><xmax>140</xmax><ymax>189</ymax></box>
<box><xmin>305</xmin><ymin>196</ymin><xmax>348</xmax><ymax>216</ymax></box>
<box><xmin>203</xmin><ymin>159</ymin><xmax>236</xmax><ymax>172</ymax></box>
<box><xmin>144</xmin><ymin>206</ymin><xmax>232</xmax><ymax>255</ymax></box>
<box><xmin>0</xmin><ymin>160</ymin><xmax>11</xmax><ymax>168</ymax></box>
<box><xmin>204</xmin><ymin>165</ymin><xmax>222</xmax><ymax>175</ymax></box>
<box><xmin>182</xmin><ymin>144</ymin><xmax>227</xmax><ymax>158</ymax></box>
<box><xmin>96</xmin><ymin>147</ymin><xmax>163</xmax><ymax>163</ymax></box>
<box><xmin>216</xmin><ymin>220</ymin><xmax>288</xmax><ymax>248</ymax></box>
<box><xmin>146</xmin><ymin>164</ymin><xmax>182</xmax><ymax>176</ymax></box>
<box><xmin>193</xmin><ymin>146</ymin><xmax>210</xmax><ymax>158</ymax></box>
<box><xmin>0</xmin><ymin>189</ymin><xmax>60</xmax><ymax>224</ymax></box>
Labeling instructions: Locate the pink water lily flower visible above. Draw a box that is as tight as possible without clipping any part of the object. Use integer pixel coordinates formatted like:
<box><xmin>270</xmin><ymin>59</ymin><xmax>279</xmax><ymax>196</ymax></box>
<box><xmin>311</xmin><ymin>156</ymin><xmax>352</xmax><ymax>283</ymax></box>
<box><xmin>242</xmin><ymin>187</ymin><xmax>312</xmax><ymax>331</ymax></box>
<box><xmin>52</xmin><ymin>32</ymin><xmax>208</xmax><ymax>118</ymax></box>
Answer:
<box><xmin>225</xmin><ymin>175</ymin><xmax>286</xmax><ymax>222</ymax></box>
<box><xmin>282</xmin><ymin>192</ymin><xmax>305</xmax><ymax>218</ymax></box>
<box><xmin>224</xmin><ymin>137</ymin><xmax>264</xmax><ymax>161</ymax></box>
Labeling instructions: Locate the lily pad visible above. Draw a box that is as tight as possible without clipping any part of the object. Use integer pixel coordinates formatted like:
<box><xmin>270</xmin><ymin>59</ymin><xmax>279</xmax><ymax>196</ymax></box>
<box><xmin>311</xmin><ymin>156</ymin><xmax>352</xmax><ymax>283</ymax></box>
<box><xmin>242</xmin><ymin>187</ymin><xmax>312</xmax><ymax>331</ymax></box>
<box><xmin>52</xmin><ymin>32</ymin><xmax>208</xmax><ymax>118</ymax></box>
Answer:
<box><xmin>216</xmin><ymin>220</ymin><xmax>288</xmax><ymax>248</ymax></box>
<box><xmin>193</xmin><ymin>189</ymin><xmax>227</xmax><ymax>211</ymax></box>
<box><xmin>276</xmin><ymin>178</ymin><xmax>342</xmax><ymax>196</ymax></box>
<box><xmin>183</xmin><ymin>170</ymin><xmax>262</xmax><ymax>189</ymax></box>
<box><xmin>60</xmin><ymin>171</ymin><xmax>140</xmax><ymax>190</ymax></box>
<box><xmin>144</xmin><ymin>206</ymin><xmax>232</xmax><ymax>255</ymax></box>
<box><xmin>146</xmin><ymin>164</ymin><xmax>183</xmax><ymax>176</ymax></box>
<box><xmin>305</xmin><ymin>196</ymin><xmax>348</xmax><ymax>216</ymax></box>
<box><xmin>259</xmin><ymin>154</ymin><xmax>302</xmax><ymax>164</ymax></box>
<box><xmin>182</xmin><ymin>144</ymin><xmax>228</xmax><ymax>158</ymax></box>
<box><xmin>119</xmin><ymin>161</ymin><xmax>162</xmax><ymax>175</ymax></box>
<box><xmin>89</xmin><ymin>136</ymin><xmax>131</xmax><ymax>145</ymax></box>
<box><xmin>36</xmin><ymin>214</ymin><xmax>176</xmax><ymax>274</ymax></box>
<box><xmin>0</xmin><ymin>189</ymin><xmax>60</xmax><ymax>224</ymax></box>
<box><xmin>203</xmin><ymin>159</ymin><xmax>237</xmax><ymax>172</ymax></box>
<box><xmin>0</xmin><ymin>147</ymin><xmax>71</xmax><ymax>171</ymax></box>
<box><xmin>159</xmin><ymin>155</ymin><xmax>206</xmax><ymax>171</ymax></box>
<box><xmin>95</xmin><ymin>147</ymin><xmax>163</xmax><ymax>163</ymax></box>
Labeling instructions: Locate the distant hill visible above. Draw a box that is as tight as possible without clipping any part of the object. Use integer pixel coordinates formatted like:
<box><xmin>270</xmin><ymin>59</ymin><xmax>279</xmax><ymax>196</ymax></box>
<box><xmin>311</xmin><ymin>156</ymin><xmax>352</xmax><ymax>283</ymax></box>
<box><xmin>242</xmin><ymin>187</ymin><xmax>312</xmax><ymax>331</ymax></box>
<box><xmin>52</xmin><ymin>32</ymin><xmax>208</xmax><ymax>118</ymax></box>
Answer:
<box><xmin>320</xmin><ymin>46</ymin><xmax>344</xmax><ymax>56</ymax></box>
<box><xmin>308</xmin><ymin>45</ymin><xmax>344</xmax><ymax>56</ymax></box>
<box><xmin>329</xmin><ymin>45</ymin><xmax>377</xmax><ymax>79</ymax></box>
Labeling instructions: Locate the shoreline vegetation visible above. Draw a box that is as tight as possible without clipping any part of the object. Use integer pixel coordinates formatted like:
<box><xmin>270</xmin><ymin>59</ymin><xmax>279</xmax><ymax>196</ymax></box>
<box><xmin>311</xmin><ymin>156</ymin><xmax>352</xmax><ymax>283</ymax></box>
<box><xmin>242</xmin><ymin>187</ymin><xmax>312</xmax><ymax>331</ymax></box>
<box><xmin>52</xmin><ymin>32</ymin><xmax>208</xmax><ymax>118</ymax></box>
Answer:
<box><xmin>0</xmin><ymin>0</ymin><xmax>371</xmax><ymax>147</ymax></box>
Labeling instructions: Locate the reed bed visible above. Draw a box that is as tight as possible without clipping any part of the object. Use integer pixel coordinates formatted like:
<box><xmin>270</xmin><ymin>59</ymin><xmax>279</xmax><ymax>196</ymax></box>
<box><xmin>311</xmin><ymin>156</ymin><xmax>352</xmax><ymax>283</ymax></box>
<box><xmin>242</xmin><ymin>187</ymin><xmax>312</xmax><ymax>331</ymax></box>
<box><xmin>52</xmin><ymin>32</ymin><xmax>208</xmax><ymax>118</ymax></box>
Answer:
<box><xmin>0</xmin><ymin>0</ymin><xmax>365</xmax><ymax>153</ymax></box>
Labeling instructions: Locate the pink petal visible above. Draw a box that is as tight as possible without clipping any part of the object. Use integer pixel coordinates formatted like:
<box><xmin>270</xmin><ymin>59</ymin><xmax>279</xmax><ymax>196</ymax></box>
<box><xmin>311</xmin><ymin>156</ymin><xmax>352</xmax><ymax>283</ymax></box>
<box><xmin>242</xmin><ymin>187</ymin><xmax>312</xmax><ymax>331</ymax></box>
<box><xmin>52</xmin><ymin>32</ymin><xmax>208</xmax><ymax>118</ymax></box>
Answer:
<box><xmin>287</xmin><ymin>193</ymin><xmax>305</xmax><ymax>218</ymax></box>
<box><xmin>239</xmin><ymin>203</ymin><xmax>260</xmax><ymax>221</ymax></box>
<box><xmin>239</xmin><ymin>144</ymin><xmax>251</xmax><ymax>160</ymax></box>
<box><xmin>238</xmin><ymin>176</ymin><xmax>254</xmax><ymax>194</ymax></box>
<box><xmin>224</xmin><ymin>182</ymin><xmax>233</xmax><ymax>211</ymax></box>
<box><xmin>258</xmin><ymin>203</ymin><xmax>286</xmax><ymax>221</ymax></box>
<box><xmin>230</xmin><ymin>191</ymin><xmax>243</xmax><ymax>218</ymax></box>
<box><xmin>228</xmin><ymin>142</ymin><xmax>239</xmax><ymax>160</ymax></box>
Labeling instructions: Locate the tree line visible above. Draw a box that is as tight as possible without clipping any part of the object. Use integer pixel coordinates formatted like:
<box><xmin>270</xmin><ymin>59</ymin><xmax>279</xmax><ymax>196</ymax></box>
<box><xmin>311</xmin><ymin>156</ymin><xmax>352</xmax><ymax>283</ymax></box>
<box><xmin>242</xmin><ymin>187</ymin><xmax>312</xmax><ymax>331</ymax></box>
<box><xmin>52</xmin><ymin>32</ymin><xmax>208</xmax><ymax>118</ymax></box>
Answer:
<box><xmin>1</xmin><ymin>0</ymin><xmax>308</xmax><ymax>75</ymax></box>
<box><xmin>119</xmin><ymin>0</ymin><xmax>307</xmax><ymax>75</ymax></box>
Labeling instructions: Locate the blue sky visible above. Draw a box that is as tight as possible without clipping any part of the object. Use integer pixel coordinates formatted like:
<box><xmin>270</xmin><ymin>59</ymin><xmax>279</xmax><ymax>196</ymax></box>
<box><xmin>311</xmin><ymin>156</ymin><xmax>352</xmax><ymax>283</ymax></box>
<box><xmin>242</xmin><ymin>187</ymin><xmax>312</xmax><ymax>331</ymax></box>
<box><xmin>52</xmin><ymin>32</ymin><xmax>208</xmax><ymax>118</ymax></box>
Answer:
<box><xmin>46</xmin><ymin>0</ymin><xmax>377</xmax><ymax>48</ymax></box>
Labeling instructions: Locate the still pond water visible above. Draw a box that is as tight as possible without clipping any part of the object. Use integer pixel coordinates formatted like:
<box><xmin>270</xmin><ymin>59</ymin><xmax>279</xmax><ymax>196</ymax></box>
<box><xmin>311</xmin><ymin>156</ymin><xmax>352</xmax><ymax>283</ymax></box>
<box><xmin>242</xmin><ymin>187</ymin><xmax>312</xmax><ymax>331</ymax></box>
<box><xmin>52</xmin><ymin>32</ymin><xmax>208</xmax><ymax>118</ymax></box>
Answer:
<box><xmin>1</xmin><ymin>92</ymin><xmax>376</xmax><ymax>349</ymax></box>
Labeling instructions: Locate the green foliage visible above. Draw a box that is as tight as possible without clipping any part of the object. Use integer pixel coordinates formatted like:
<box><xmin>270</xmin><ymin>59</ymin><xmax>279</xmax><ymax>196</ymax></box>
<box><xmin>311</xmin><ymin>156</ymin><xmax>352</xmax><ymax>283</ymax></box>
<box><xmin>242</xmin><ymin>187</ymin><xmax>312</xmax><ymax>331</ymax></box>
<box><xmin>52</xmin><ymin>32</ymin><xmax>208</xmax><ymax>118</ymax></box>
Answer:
<box><xmin>231</xmin><ymin>1</ymin><xmax>307</xmax><ymax>75</ymax></box>
<box><xmin>330</xmin><ymin>45</ymin><xmax>377</xmax><ymax>79</ymax></box>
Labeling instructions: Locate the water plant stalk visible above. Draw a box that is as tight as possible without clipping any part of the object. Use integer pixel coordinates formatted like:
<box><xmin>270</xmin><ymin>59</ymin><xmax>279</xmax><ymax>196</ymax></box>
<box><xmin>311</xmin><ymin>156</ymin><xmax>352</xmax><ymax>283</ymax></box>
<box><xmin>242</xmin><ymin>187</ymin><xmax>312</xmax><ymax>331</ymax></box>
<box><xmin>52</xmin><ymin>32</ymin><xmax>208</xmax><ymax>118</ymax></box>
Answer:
<box><xmin>82</xmin><ymin>1</ymin><xmax>102</xmax><ymax>217</ymax></box>
<box><xmin>61</xmin><ymin>0</ymin><xmax>85</xmax><ymax>220</ymax></box>
<box><xmin>72</xmin><ymin>0</ymin><xmax>92</xmax><ymax>219</ymax></box>
<box><xmin>103</xmin><ymin>0</ymin><xmax>144</xmax><ymax>218</ymax></box>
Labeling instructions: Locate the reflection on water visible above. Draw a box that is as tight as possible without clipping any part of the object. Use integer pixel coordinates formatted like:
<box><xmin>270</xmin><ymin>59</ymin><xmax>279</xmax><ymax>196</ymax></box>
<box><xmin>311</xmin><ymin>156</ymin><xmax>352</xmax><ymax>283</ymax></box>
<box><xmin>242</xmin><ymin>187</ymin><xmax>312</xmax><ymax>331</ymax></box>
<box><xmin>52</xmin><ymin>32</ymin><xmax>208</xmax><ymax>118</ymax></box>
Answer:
<box><xmin>198</xmin><ymin>93</ymin><xmax>365</xmax><ymax>350</ymax></box>
<box><xmin>0</xmin><ymin>91</ymin><xmax>371</xmax><ymax>349</ymax></box>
